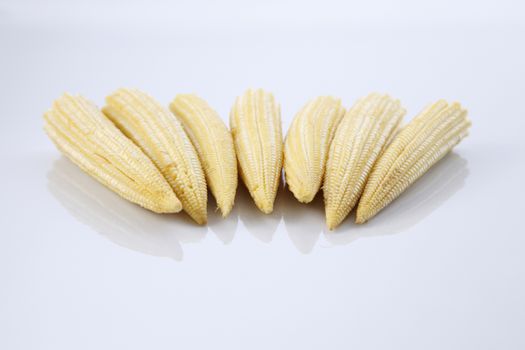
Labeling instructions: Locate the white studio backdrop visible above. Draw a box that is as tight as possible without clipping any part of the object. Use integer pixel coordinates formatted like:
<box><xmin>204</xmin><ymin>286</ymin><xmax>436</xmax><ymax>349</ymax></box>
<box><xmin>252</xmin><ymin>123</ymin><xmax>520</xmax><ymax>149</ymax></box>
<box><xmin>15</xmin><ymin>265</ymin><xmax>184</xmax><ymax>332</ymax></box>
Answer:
<box><xmin>1</xmin><ymin>1</ymin><xmax>524</xmax><ymax>349</ymax></box>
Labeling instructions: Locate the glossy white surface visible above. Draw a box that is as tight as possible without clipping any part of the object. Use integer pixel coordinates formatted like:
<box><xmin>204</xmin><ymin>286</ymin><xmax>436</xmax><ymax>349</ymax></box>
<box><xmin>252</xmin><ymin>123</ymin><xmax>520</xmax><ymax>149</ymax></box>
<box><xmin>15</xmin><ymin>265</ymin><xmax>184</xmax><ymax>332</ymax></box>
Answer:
<box><xmin>1</xmin><ymin>1</ymin><xmax>525</xmax><ymax>349</ymax></box>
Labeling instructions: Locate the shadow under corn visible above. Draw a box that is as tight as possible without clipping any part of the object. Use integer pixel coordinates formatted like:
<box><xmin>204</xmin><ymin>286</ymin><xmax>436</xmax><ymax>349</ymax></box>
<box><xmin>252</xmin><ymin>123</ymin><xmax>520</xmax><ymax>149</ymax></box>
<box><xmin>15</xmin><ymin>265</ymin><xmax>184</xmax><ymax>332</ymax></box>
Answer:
<box><xmin>236</xmin><ymin>183</ymin><xmax>283</xmax><ymax>244</ymax></box>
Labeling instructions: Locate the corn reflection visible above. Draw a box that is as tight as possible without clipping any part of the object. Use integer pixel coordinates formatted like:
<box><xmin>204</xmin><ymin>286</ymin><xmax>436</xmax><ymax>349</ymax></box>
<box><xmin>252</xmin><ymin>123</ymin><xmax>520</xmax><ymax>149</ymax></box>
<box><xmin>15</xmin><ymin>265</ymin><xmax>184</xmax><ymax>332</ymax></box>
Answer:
<box><xmin>47</xmin><ymin>157</ymin><xmax>210</xmax><ymax>261</ymax></box>
<box><xmin>47</xmin><ymin>151</ymin><xmax>468</xmax><ymax>257</ymax></box>
<box><xmin>322</xmin><ymin>152</ymin><xmax>469</xmax><ymax>246</ymax></box>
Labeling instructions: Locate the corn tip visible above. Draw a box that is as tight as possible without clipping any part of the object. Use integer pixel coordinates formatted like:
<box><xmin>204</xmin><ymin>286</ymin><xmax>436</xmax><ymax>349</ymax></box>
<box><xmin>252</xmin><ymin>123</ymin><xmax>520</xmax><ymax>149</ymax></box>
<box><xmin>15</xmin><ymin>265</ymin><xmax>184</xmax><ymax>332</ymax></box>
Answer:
<box><xmin>218</xmin><ymin>201</ymin><xmax>234</xmax><ymax>218</ymax></box>
<box><xmin>257</xmin><ymin>200</ymin><xmax>274</xmax><ymax>214</ymax></box>
<box><xmin>293</xmin><ymin>190</ymin><xmax>315</xmax><ymax>204</ymax></box>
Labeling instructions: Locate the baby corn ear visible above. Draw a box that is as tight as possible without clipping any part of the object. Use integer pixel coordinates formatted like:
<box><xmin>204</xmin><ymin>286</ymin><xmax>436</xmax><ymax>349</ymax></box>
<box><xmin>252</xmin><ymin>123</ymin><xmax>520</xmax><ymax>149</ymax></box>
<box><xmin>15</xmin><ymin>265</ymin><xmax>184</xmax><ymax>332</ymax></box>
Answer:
<box><xmin>230</xmin><ymin>89</ymin><xmax>283</xmax><ymax>214</ymax></box>
<box><xmin>170</xmin><ymin>94</ymin><xmax>238</xmax><ymax>217</ymax></box>
<box><xmin>103</xmin><ymin>88</ymin><xmax>208</xmax><ymax>225</ymax></box>
<box><xmin>284</xmin><ymin>96</ymin><xmax>345</xmax><ymax>203</ymax></box>
<box><xmin>356</xmin><ymin>100</ymin><xmax>471</xmax><ymax>224</ymax></box>
<box><xmin>43</xmin><ymin>94</ymin><xmax>182</xmax><ymax>214</ymax></box>
<box><xmin>324</xmin><ymin>93</ymin><xmax>405</xmax><ymax>229</ymax></box>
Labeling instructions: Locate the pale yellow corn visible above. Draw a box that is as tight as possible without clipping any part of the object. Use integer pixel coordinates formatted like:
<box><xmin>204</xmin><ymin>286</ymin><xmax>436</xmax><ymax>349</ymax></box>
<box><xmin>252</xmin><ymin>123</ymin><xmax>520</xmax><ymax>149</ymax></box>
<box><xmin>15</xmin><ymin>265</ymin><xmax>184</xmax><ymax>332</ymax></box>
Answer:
<box><xmin>169</xmin><ymin>94</ymin><xmax>238</xmax><ymax>217</ymax></box>
<box><xmin>284</xmin><ymin>96</ymin><xmax>345</xmax><ymax>203</ymax></box>
<box><xmin>103</xmin><ymin>88</ymin><xmax>207</xmax><ymax>224</ymax></box>
<box><xmin>230</xmin><ymin>89</ymin><xmax>283</xmax><ymax>214</ymax></box>
<box><xmin>324</xmin><ymin>93</ymin><xmax>405</xmax><ymax>229</ymax></box>
<box><xmin>43</xmin><ymin>94</ymin><xmax>181</xmax><ymax>213</ymax></box>
<box><xmin>356</xmin><ymin>100</ymin><xmax>471</xmax><ymax>223</ymax></box>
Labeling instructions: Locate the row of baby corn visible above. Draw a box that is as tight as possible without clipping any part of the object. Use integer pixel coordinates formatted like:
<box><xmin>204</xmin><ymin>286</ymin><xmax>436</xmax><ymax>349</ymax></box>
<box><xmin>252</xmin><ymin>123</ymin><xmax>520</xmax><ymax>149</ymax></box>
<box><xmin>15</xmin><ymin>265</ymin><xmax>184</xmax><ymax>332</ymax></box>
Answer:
<box><xmin>44</xmin><ymin>89</ymin><xmax>471</xmax><ymax>229</ymax></box>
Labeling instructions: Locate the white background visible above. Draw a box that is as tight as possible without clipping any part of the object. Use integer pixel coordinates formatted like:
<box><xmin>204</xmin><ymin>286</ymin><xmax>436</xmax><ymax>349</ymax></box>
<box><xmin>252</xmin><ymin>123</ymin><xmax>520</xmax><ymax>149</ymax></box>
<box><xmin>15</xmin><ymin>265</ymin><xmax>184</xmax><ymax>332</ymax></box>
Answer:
<box><xmin>1</xmin><ymin>0</ymin><xmax>524</xmax><ymax>349</ymax></box>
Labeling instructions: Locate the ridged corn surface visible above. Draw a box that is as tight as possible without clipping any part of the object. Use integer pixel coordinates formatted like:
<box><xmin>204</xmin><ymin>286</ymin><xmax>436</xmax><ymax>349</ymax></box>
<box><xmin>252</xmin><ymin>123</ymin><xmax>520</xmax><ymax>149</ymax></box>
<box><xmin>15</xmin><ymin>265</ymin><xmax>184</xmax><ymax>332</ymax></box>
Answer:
<box><xmin>356</xmin><ymin>100</ymin><xmax>471</xmax><ymax>223</ymax></box>
<box><xmin>103</xmin><ymin>88</ymin><xmax>207</xmax><ymax>224</ymax></box>
<box><xmin>324</xmin><ymin>93</ymin><xmax>405</xmax><ymax>229</ymax></box>
<box><xmin>284</xmin><ymin>96</ymin><xmax>345</xmax><ymax>203</ymax></box>
<box><xmin>230</xmin><ymin>89</ymin><xmax>283</xmax><ymax>214</ymax></box>
<box><xmin>44</xmin><ymin>94</ymin><xmax>181</xmax><ymax>213</ymax></box>
<box><xmin>170</xmin><ymin>94</ymin><xmax>238</xmax><ymax>217</ymax></box>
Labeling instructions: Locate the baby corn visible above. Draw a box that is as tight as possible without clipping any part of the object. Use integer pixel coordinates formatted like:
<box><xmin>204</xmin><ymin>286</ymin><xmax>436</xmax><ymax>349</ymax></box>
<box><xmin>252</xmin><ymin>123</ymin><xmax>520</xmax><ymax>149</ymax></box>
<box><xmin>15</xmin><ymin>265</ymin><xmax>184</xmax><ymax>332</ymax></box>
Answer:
<box><xmin>324</xmin><ymin>93</ymin><xmax>405</xmax><ymax>229</ymax></box>
<box><xmin>284</xmin><ymin>96</ymin><xmax>345</xmax><ymax>203</ymax></box>
<box><xmin>43</xmin><ymin>94</ymin><xmax>181</xmax><ymax>213</ymax></box>
<box><xmin>103</xmin><ymin>88</ymin><xmax>208</xmax><ymax>224</ymax></box>
<box><xmin>170</xmin><ymin>94</ymin><xmax>238</xmax><ymax>217</ymax></box>
<box><xmin>230</xmin><ymin>89</ymin><xmax>283</xmax><ymax>213</ymax></box>
<box><xmin>356</xmin><ymin>100</ymin><xmax>471</xmax><ymax>223</ymax></box>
